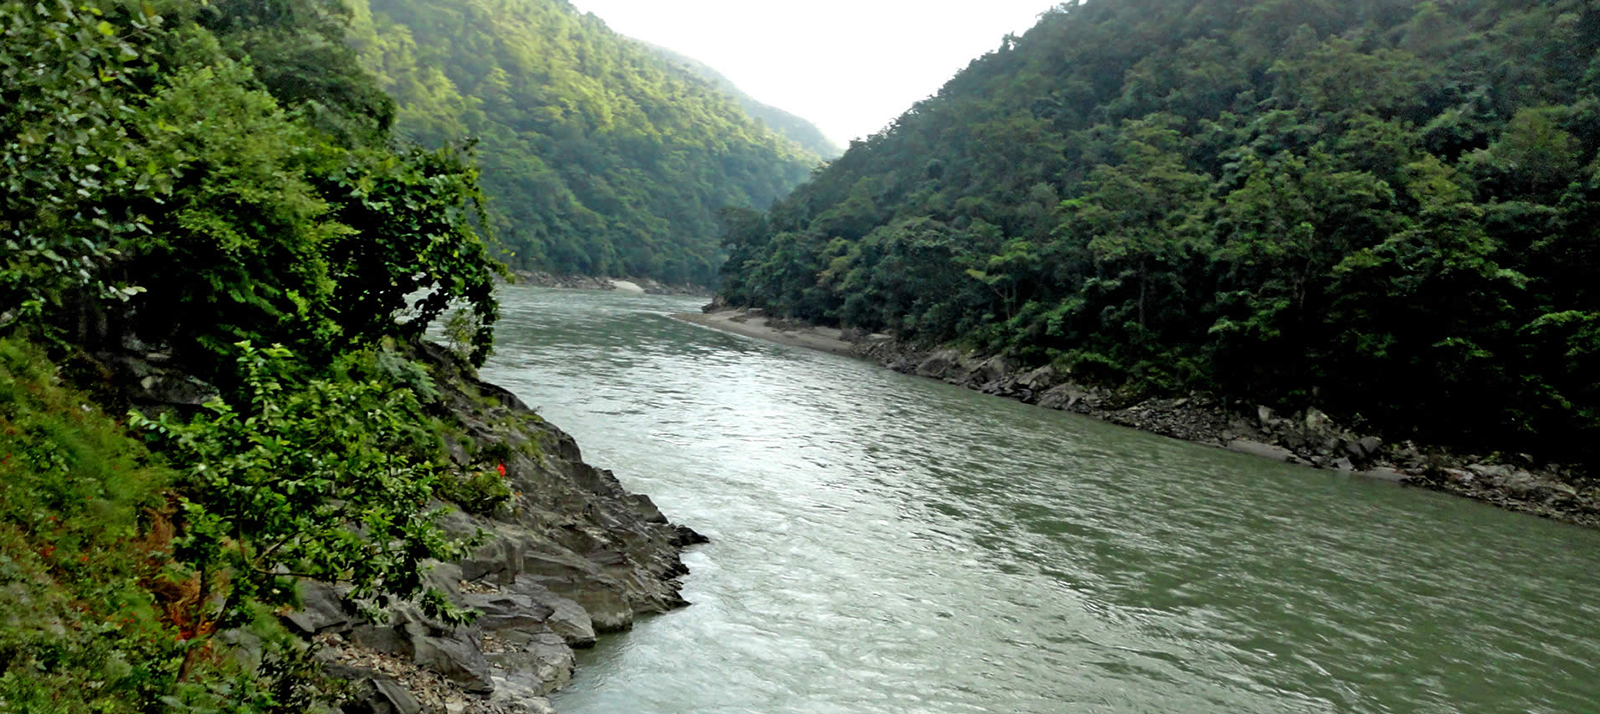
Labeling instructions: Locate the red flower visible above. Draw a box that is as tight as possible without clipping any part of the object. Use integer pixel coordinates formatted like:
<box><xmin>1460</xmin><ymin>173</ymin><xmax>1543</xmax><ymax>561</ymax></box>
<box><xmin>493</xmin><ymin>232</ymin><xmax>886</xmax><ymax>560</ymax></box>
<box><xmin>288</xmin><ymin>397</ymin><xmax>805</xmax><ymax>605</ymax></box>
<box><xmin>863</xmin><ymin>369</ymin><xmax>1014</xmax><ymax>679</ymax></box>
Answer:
<box><xmin>496</xmin><ymin>463</ymin><xmax>507</xmax><ymax>478</ymax></box>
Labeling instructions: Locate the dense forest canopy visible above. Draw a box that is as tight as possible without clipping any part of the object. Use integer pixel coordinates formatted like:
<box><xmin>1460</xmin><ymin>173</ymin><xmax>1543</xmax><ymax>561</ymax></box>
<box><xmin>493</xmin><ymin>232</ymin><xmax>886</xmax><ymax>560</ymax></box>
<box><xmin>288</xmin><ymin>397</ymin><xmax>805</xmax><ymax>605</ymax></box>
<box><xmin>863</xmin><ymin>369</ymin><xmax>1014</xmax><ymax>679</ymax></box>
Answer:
<box><xmin>347</xmin><ymin>0</ymin><xmax>825</xmax><ymax>285</ymax></box>
<box><xmin>647</xmin><ymin>43</ymin><xmax>844</xmax><ymax>160</ymax></box>
<box><xmin>720</xmin><ymin>0</ymin><xmax>1600</xmax><ymax>464</ymax></box>
<box><xmin>2</xmin><ymin>0</ymin><xmax>505</xmax><ymax>706</ymax></box>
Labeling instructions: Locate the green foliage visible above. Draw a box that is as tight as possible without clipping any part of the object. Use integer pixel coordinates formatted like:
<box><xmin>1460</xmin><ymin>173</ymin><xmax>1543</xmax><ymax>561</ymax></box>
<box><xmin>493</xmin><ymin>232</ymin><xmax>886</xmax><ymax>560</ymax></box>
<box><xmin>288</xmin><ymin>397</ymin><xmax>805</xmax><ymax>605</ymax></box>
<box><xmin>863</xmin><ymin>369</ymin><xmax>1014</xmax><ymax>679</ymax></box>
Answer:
<box><xmin>1</xmin><ymin>0</ymin><xmax>502</xmax><ymax>367</ymax></box>
<box><xmin>0</xmin><ymin>338</ymin><xmax>182</xmax><ymax>712</ymax></box>
<box><xmin>346</xmin><ymin>0</ymin><xmax>823</xmax><ymax>285</ymax></box>
<box><xmin>2</xmin><ymin>0</ymin><xmax>509</xmax><ymax>706</ymax></box>
<box><xmin>132</xmin><ymin>343</ymin><xmax>477</xmax><ymax>627</ymax></box>
<box><xmin>437</xmin><ymin>468</ymin><xmax>511</xmax><ymax>516</ymax></box>
<box><xmin>0</xmin><ymin>339</ymin><xmax>336</xmax><ymax>713</ymax></box>
<box><xmin>0</xmin><ymin>0</ymin><xmax>163</xmax><ymax>318</ymax></box>
<box><xmin>721</xmin><ymin>0</ymin><xmax>1600</xmax><ymax>463</ymax></box>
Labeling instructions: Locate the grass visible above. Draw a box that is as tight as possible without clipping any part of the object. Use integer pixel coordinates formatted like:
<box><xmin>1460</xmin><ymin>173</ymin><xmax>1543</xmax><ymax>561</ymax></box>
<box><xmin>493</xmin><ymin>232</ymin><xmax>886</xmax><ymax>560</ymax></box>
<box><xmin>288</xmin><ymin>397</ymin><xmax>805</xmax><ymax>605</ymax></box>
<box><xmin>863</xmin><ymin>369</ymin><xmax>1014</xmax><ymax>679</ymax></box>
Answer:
<box><xmin>0</xmin><ymin>337</ymin><xmax>186</xmax><ymax>713</ymax></box>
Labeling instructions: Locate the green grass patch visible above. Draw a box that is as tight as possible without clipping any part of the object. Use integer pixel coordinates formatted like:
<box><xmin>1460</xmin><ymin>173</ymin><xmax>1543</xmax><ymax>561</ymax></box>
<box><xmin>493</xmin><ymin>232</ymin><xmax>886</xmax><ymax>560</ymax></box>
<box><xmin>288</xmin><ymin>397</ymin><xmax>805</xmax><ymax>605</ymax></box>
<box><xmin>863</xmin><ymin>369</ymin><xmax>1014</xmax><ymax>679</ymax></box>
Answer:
<box><xmin>0</xmin><ymin>338</ymin><xmax>186</xmax><ymax>712</ymax></box>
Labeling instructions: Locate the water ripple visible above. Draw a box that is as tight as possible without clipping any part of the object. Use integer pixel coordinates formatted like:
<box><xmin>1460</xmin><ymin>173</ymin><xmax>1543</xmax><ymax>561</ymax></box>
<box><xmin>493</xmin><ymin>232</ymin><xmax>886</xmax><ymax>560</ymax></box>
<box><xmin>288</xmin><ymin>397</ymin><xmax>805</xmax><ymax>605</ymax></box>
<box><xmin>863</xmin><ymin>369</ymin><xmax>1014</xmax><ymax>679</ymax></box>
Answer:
<box><xmin>479</xmin><ymin>286</ymin><xmax>1600</xmax><ymax>714</ymax></box>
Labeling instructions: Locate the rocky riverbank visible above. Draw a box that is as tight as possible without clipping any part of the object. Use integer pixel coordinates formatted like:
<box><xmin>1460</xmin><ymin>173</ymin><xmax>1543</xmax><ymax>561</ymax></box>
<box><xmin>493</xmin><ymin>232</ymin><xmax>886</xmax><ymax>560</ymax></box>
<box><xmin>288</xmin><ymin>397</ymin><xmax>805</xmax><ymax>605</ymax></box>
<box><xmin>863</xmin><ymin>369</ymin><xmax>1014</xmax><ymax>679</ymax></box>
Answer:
<box><xmin>290</xmin><ymin>341</ymin><xmax>705</xmax><ymax>713</ymax></box>
<box><xmin>677</xmin><ymin>307</ymin><xmax>1600</xmax><ymax>530</ymax></box>
<box><xmin>510</xmin><ymin>270</ymin><xmax>709</xmax><ymax>297</ymax></box>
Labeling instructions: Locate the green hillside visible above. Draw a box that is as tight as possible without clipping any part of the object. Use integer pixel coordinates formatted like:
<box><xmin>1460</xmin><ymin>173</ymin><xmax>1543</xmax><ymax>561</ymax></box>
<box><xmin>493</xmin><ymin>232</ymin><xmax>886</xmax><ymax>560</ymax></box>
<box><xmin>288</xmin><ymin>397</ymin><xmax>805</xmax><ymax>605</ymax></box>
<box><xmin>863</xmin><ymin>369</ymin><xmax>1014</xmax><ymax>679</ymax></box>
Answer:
<box><xmin>2</xmin><ymin>0</ymin><xmax>501</xmax><ymax>705</ymax></box>
<box><xmin>719</xmin><ymin>0</ymin><xmax>1600</xmax><ymax>463</ymax></box>
<box><xmin>348</xmin><ymin>0</ymin><xmax>823</xmax><ymax>284</ymax></box>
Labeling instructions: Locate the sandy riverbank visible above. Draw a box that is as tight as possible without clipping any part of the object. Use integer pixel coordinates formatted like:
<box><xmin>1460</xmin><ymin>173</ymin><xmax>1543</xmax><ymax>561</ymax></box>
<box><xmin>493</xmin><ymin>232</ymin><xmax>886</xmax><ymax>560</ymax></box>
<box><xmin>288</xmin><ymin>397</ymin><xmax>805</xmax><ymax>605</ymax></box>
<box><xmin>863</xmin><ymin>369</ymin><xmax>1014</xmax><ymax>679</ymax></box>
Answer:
<box><xmin>670</xmin><ymin>310</ymin><xmax>861</xmax><ymax>356</ymax></box>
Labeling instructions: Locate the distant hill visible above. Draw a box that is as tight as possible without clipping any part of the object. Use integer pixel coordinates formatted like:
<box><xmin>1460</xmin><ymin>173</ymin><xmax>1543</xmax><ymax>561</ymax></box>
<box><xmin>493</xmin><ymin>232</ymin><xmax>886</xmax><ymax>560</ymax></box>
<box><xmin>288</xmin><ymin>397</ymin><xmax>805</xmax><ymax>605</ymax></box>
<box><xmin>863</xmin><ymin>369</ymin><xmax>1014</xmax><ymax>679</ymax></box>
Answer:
<box><xmin>347</xmin><ymin>0</ymin><xmax>823</xmax><ymax>284</ymax></box>
<box><xmin>647</xmin><ymin>43</ymin><xmax>843</xmax><ymax>160</ymax></box>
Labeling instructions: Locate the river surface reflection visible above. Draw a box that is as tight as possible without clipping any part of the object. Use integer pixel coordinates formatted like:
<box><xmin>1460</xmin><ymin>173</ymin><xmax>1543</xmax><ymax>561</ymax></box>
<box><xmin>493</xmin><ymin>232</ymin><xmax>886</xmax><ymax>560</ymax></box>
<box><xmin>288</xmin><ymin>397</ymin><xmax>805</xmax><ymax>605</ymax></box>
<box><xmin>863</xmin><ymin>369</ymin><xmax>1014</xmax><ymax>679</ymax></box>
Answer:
<box><xmin>479</xmin><ymin>285</ymin><xmax>1600</xmax><ymax>714</ymax></box>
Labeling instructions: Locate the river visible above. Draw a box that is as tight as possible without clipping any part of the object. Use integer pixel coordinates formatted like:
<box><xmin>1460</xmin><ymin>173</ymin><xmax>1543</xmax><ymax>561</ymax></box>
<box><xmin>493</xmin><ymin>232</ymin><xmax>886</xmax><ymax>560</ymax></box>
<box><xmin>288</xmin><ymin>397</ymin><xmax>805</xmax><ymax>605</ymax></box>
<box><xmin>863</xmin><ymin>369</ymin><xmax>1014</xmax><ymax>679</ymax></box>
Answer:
<box><xmin>479</xmin><ymin>285</ymin><xmax>1600</xmax><ymax>714</ymax></box>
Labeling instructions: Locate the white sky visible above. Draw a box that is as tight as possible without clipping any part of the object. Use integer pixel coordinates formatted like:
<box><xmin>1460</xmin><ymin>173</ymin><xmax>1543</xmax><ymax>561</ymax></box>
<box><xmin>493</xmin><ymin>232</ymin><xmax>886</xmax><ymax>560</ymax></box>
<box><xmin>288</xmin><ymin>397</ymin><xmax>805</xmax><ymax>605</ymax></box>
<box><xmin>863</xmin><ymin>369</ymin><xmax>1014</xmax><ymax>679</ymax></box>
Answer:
<box><xmin>567</xmin><ymin>0</ymin><xmax>1059</xmax><ymax>148</ymax></box>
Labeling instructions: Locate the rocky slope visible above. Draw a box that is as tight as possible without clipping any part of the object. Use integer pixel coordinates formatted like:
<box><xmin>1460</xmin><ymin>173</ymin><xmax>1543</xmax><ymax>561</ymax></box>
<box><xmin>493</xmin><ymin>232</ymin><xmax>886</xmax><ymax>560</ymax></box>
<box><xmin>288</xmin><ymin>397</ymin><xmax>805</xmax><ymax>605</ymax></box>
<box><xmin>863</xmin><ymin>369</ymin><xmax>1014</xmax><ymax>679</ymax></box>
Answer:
<box><xmin>289</xmin><ymin>342</ymin><xmax>705</xmax><ymax>713</ymax></box>
<box><xmin>687</xmin><ymin>307</ymin><xmax>1600</xmax><ymax>530</ymax></box>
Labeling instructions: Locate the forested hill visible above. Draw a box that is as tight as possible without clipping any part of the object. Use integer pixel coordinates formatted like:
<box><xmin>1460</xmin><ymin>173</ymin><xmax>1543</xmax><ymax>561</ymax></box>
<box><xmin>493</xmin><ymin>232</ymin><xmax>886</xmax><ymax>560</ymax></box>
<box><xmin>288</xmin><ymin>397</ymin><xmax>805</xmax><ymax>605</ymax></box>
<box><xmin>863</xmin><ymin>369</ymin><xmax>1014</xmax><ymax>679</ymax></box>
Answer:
<box><xmin>347</xmin><ymin>0</ymin><xmax>822</xmax><ymax>284</ymax></box>
<box><xmin>648</xmin><ymin>44</ymin><xmax>844</xmax><ymax>160</ymax></box>
<box><xmin>720</xmin><ymin>0</ymin><xmax>1600</xmax><ymax>464</ymax></box>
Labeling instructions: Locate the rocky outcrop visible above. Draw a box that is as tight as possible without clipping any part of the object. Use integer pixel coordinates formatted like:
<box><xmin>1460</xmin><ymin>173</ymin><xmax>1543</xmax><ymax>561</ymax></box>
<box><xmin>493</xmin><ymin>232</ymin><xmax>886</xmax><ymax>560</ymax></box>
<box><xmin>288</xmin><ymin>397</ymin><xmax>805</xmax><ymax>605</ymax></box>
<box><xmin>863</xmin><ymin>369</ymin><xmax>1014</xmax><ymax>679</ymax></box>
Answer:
<box><xmin>306</xmin><ymin>341</ymin><xmax>705</xmax><ymax>713</ymax></box>
<box><xmin>847</xmin><ymin>333</ymin><xmax>1599</xmax><ymax>529</ymax></box>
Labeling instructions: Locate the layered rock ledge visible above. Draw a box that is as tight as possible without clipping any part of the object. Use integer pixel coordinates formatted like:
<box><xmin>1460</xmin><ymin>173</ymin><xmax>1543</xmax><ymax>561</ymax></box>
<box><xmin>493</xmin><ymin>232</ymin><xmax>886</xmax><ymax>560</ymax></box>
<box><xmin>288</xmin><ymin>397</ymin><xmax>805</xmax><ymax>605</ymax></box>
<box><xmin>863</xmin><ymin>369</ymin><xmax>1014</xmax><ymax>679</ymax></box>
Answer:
<box><xmin>296</xmin><ymin>342</ymin><xmax>706</xmax><ymax>713</ymax></box>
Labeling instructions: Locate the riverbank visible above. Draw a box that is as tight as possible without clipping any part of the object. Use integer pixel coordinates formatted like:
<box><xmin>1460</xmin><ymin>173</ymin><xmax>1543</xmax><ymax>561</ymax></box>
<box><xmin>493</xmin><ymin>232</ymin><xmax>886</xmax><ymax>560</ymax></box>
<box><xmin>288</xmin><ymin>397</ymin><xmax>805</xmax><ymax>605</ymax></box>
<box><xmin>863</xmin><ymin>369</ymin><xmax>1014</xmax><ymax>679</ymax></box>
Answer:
<box><xmin>511</xmin><ymin>270</ymin><xmax>710</xmax><ymax>297</ymax></box>
<box><xmin>674</xmin><ymin>307</ymin><xmax>1599</xmax><ymax>530</ymax></box>
<box><xmin>293</xmin><ymin>341</ymin><xmax>705</xmax><ymax>713</ymax></box>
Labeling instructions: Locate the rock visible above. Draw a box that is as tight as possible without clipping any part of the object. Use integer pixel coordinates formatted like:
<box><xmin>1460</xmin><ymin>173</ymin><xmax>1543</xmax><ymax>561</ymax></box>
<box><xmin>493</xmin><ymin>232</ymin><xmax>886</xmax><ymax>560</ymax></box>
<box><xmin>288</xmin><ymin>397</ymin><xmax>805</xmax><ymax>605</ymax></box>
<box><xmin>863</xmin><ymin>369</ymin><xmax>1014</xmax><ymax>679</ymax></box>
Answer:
<box><xmin>283</xmin><ymin>581</ymin><xmax>351</xmax><ymax>636</ymax></box>
<box><xmin>1256</xmin><ymin>405</ymin><xmax>1276</xmax><ymax>427</ymax></box>
<box><xmin>913</xmin><ymin>350</ymin><xmax>964</xmax><ymax>380</ymax></box>
<box><xmin>629</xmin><ymin>493</ymin><xmax>668</xmax><ymax>524</ymax></box>
<box><xmin>1469</xmin><ymin>463</ymin><xmax>1515</xmax><ymax>481</ymax></box>
<box><xmin>463</xmin><ymin>593</ymin><xmax>554</xmax><ymax>632</ymax></box>
<box><xmin>1016</xmin><ymin>365</ymin><xmax>1058</xmax><ymax>391</ymax></box>
<box><xmin>1037</xmin><ymin>383</ymin><xmax>1089</xmax><ymax>411</ymax></box>
<box><xmin>1440</xmin><ymin>468</ymin><xmax>1475</xmax><ymax>484</ymax></box>
<box><xmin>1502</xmin><ymin>471</ymin><xmax>1550</xmax><ymax>500</ymax></box>
<box><xmin>412</xmin><ymin>634</ymin><xmax>495</xmax><ymax>694</ymax></box>
<box><xmin>456</xmin><ymin>537</ymin><xmax>523</xmax><ymax>583</ymax></box>
<box><xmin>487</xmin><ymin>675</ymin><xmax>559</xmax><ymax>714</ymax></box>
<box><xmin>1359</xmin><ymin>467</ymin><xmax>1408</xmax><ymax>483</ymax></box>
<box><xmin>424</xmin><ymin>562</ymin><xmax>465</xmax><ymax>599</ymax></box>
<box><xmin>509</xmin><ymin>576</ymin><xmax>597</xmax><ymax>647</ymax></box>
<box><xmin>485</xmin><ymin>632</ymin><xmax>575</xmax><ymax>695</ymax></box>
<box><xmin>670</xmin><ymin>524</ymin><xmax>709</xmax><ymax>546</ymax></box>
<box><xmin>1332</xmin><ymin>457</ymin><xmax>1356</xmax><ymax>472</ymax></box>
<box><xmin>1226</xmin><ymin>439</ymin><xmax>1297</xmax><ymax>463</ymax></box>
<box><xmin>973</xmin><ymin>355</ymin><xmax>1014</xmax><ymax>386</ymax></box>
<box><xmin>350</xmin><ymin>605</ymin><xmax>423</xmax><ymax>656</ymax></box>
<box><xmin>1345</xmin><ymin>436</ymin><xmax>1383</xmax><ymax>462</ymax></box>
<box><xmin>1304</xmin><ymin>407</ymin><xmax>1334</xmax><ymax>431</ymax></box>
<box><xmin>342</xmin><ymin>678</ymin><xmax>423</xmax><ymax>714</ymax></box>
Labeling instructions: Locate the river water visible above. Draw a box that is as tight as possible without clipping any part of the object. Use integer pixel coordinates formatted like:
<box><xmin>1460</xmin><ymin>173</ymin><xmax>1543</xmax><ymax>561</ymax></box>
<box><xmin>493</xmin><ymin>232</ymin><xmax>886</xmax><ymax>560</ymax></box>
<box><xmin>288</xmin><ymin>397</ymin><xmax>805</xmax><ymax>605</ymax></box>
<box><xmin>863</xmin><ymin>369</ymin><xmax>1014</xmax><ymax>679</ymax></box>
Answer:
<box><xmin>479</xmin><ymin>285</ymin><xmax>1600</xmax><ymax>714</ymax></box>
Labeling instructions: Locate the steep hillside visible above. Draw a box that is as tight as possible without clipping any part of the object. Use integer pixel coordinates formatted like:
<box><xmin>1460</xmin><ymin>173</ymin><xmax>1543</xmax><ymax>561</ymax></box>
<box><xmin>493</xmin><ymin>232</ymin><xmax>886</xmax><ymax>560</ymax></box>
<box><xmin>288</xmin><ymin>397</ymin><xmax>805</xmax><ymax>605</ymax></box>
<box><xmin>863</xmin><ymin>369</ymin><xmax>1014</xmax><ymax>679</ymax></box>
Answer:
<box><xmin>719</xmin><ymin>0</ymin><xmax>1600</xmax><ymax>465</ymax></box>
<box><xmin>648</xmin><ymin>43</ymin><xmax>843</xmax><ymax>160</ymax></box>
<box><xmin>0</xmin><ymin>0</ymin><xmax>697</xmax><ymax>708</ymax></box>
<box><xmin>348</xmin><ymin>0</ymin><xmax>822</xmax><ymax>284</ymax></box>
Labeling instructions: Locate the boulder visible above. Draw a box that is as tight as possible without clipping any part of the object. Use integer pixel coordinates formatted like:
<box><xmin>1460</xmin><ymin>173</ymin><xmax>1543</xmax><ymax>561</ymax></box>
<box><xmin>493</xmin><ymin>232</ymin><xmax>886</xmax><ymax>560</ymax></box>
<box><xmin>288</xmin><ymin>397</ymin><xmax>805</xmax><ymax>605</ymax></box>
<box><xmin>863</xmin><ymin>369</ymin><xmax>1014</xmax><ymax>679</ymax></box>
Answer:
<box><xmin>913</xmin><ymin>350</ymin><xmax>963</xmax><ymax>380</ymax></box>
<box><xmin>510</xmin><ymin>575</ymin><xmax>597</xmax><ymax>647</ymax></box>
<box><xmin>282</xmin><ymin>581</ymin><xmax>351</xmax><ymax>636</ymax></box>
<box><xmin>1037</xmin><ymin>383</ymin><xmax>1088</xmax><ymax>411</ymax></box>
<box><xmin>1304</xmin><ymin>407</ymin><xmax>1334</xmax><ymax>431</ymax></box>
<box><xmin>342</xmin><ymin>678</ymin><xmax>422</xmax><ymax>714</ymax></box>
<box><xmin>1469</xmin><ymin>463</ymin><xmax>1515</xmax><ymax>482</ymax></box>
<box><xmin>1344</xmin><ymin>436</ymin><xmax>1383</xmax><ymax>462</ymax></box>
<box><xmin>1226</xmin><ymin>439</ymin><xmax>1297</xmax><ymax>463</ymax></box>
<box><xmin>1359</xmin><ymin>467</ymin><xmax>1408</xmax><ymax>483</ymax></box>
<box><xmin>487</xmin><ymin>674</ymin><xmax>560</xmax><ymax>714</ymax></box>
<box><xmin>1502</xmin><ymin>471</ymin><xmax>1551</xmax><ymax>500</ymax></box>
<box><xmin>463</xmin><ymin>592</ymin><xmax>554</xmax><ymax>632</ymax></box>
<box><xmin>485</xmin><ymin>631</ymin><xmax>575</xmax><ymax>695</ymax></box>
<box><xmin>413</xmin><ymin>633</ymin><xmax>495</xmax><ymax>694</ymax></box>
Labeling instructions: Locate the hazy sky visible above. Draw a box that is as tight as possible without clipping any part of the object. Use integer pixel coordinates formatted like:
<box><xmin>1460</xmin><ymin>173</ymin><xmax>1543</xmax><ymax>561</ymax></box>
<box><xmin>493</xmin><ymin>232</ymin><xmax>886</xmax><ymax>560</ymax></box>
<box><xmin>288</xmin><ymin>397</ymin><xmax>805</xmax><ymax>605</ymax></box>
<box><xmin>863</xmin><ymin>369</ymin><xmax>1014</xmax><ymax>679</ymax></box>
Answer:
<box><xmin>567</xmin><ymin>0</ymin><xmax>1058</xmax><ymax>148</ymax></box>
